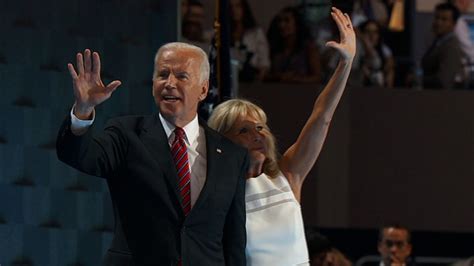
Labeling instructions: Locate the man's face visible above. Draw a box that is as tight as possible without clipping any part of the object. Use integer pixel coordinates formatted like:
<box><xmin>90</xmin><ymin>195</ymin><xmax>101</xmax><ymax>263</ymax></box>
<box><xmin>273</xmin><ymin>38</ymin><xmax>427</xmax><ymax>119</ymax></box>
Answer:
<box><xmin>152</xmin><ymin>48</ymin><xmax>208</xmax><ymax>127</ymax></box>
<box><xmin>433</xmin><ymin>9</ymin><xmax>456</xmax><ymax>37</ymax></box>
<box><xmin>378</xmin><ymin>228</ymin><xmax>412</xmax><ymax>265</ymax></box>
<box><xmin>186</xmin><ymin>5</ymin><xmax>204</xmax><ymax>25</ymax></box>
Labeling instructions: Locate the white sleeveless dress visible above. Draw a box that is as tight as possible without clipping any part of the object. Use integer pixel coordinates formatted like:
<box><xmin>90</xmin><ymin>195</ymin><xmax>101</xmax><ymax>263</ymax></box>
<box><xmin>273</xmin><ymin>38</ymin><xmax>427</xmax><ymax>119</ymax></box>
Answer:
<box><xmin>245</xmin><ymin>172</ymin><xmax>309</xmax><ymax>266</ymax></box>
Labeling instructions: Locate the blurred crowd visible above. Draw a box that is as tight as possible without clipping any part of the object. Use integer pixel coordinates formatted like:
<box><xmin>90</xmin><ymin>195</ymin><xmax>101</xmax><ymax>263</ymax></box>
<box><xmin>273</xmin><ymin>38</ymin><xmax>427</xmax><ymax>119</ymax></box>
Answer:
<box><xmin>181</xmin><ymin>0</ymin><xmax>474</xmax><ymax>90</ymax></box>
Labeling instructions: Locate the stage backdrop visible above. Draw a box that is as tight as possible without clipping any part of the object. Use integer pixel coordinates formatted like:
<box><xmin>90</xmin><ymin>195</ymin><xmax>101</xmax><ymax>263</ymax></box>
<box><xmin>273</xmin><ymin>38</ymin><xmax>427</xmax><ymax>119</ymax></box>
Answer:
<box><xmin>0</xmin><ymin>0</ymin><xmax>178</xmax><ymax>264</ymax></box>
<box><xmin>239</xmin><ymin>83</ymin><xmax>474</xmax><ymax>233</ymax></box>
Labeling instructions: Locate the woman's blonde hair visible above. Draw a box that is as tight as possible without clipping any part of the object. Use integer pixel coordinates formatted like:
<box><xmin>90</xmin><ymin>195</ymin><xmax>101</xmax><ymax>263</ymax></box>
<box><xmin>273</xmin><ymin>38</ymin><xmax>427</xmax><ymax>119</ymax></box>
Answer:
<box><xmin>208</xmin><ymin>99</ymin><xmax>280</xmax><ymax>178</ymax></box>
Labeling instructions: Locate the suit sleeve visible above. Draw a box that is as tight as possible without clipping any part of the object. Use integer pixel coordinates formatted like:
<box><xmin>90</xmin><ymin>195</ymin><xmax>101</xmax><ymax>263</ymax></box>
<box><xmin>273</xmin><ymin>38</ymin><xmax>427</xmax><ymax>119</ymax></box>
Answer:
<box><xmin>438</xmin><ymin>42</ymin><xmax>463</xmax><ymax>89</ymax></box>
<box><xmin>222</xmin><ymin>150</ymin><xmax>249</xmax><ymax>266</ymax></box>
<box><xmin>56</xmin><ymin>115</ymin><xmax>128</xmax><ymax>178</ymax></box>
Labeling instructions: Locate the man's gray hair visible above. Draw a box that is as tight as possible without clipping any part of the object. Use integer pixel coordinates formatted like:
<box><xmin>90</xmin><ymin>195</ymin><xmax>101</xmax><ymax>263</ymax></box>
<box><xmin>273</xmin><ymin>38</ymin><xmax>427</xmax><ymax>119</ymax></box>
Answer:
<box><xmin>153</xmin><ymin>42</ymin><xmax>210</xmax><ymax>84</ymax></box>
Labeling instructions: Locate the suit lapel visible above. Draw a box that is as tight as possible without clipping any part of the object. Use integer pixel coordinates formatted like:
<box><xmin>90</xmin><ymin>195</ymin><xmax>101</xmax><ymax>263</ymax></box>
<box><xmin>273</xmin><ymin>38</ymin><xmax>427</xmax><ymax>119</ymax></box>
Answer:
<box><xmin>139</xmin><ymin>116</ymin><xmax>229</xmax><ymax>218</ymax></box>
<box><xmin>140</xmin><ymin>114</ymin><xmax>183</xmax><ymax>211</ymax></box>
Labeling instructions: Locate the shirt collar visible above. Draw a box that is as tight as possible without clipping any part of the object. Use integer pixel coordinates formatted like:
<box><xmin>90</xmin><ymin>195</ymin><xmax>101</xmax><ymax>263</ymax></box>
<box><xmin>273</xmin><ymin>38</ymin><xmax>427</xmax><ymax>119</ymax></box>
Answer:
<box><xmin>158</xmin><ymin>113</ymin><xmax>200</xmax><ymax>145</ymax></box>
<box><xmin>435</xmin><ymin>31</ymin><xmax>454</xmax><ymax>46</ymax></box>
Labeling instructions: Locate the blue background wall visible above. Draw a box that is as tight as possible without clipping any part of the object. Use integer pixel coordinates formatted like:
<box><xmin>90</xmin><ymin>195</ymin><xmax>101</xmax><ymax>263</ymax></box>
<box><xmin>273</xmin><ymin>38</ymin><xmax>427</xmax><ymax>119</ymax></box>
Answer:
<box><xmin>0</xmin><ymin>0</ymin><xmax>178</xmax><ymax>264</ymax></box>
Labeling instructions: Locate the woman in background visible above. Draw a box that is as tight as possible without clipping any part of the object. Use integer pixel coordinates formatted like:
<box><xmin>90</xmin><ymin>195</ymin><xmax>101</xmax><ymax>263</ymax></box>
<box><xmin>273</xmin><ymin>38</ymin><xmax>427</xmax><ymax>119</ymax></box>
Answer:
<box><xmin>230</xmin><ymin>0</ymin><xmax>270</xmax><ymax>82</ymax></box>
<box><xmin>359</xmin><ymin>19</ymin><xmax>395</xmax><ymax>88</ymax></box>
<box><xmin>266</xmin><ymin>6</ymin><xmax>321</xmax><ymax>83</ymax></box>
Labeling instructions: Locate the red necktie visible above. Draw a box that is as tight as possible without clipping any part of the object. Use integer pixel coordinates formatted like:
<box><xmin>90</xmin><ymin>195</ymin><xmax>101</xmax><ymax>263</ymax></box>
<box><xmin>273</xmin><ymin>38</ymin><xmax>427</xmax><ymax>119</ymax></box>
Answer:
<box><xmin>171</xmin><ymin>127</ymin><xmax>191</xmax><ymax>216</ymax></box>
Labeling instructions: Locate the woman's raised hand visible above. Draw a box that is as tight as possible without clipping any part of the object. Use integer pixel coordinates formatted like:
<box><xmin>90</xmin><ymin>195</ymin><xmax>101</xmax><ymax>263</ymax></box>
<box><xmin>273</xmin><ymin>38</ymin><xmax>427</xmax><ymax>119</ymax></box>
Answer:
<box><xmin>326</xmin><ymin>7</ymin><xmax>356</xmax><ymax>62</ymax></box>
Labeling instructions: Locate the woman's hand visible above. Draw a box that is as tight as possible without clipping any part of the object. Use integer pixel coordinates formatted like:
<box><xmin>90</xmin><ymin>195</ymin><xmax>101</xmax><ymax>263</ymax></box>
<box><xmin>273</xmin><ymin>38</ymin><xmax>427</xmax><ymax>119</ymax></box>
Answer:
<box><xmin>326</xmin><ymin>7</ymin><xmax>356</xmax><ymax>63</ymax></box>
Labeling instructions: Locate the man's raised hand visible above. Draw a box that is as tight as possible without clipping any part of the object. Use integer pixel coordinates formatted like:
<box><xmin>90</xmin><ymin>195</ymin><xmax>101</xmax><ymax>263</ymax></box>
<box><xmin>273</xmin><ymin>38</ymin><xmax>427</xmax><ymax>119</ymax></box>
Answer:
<box><xmin>67</xmin><ymin>49</ymin><xmax>121</xmax><ymax>119</ymax></box>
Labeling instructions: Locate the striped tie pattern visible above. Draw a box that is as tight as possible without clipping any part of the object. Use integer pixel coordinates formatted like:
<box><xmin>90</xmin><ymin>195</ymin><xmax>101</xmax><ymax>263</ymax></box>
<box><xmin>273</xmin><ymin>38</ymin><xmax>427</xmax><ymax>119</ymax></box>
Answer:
<box><xmin>171</xmin><ymin>127</ymin><xmax>191</xmax><ymax>216</ymax></box>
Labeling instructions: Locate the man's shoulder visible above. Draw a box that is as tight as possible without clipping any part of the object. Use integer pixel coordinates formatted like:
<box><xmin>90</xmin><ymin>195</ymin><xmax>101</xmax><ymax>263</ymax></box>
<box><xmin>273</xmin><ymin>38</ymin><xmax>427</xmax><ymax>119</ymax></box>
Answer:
<box><xmin>443</xmin><ymin>33</ymin><xmax>463</xmax><ymax>48</ymax></box>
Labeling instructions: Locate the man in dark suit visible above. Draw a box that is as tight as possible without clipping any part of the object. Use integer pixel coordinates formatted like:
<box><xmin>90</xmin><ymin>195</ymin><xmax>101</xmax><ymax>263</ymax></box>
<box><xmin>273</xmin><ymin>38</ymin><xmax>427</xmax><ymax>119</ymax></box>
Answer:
<box><xmin>422</xmin><ymin>2</ymin><xmax>464</xmax><ymax>89</ymax></box>
<box><xmin>56</xmin><ymin>42</ymin><xmax>248</xmax><ymax>265</ymax></box>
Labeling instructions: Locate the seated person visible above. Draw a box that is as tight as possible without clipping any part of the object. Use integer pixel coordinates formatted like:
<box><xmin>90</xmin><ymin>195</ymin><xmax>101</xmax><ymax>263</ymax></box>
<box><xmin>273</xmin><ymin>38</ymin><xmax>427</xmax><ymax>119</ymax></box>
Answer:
<box><xmin>376</xmin><ymin>224</ymin><xmax>414</xmax><ymax>266</ymax></box>
<box><xmin>266</xmin><ymin>6</ymin><xmax>321</xmax><ymax>83</ymax></box>
<box><xmin>306</xmin><ymin>228</ymin><xmax>352</xmax><ymax>266</ymax></box>
<box><xmin>359</xmin><ymin>19</ymin><xmax>395</xmax><ymax>88</ymax></box>
<box><xmin>230</xmin><ymin>0</ymin><xmax>270</xmax><ymax>82</ymax></box>
<box><xmin>181</xmin><ymin>0</ymin><xmax>209</xmax><ymax>51</ymax></box>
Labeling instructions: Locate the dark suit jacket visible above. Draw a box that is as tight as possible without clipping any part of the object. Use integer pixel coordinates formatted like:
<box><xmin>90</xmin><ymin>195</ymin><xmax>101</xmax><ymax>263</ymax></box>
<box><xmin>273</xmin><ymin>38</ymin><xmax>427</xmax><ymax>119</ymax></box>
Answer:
<box><xmin>422</xmin><ymin>32</ymin><xmax>464</xmax><ymax>89</ymax></box>
<box><xmin>56</xmin><ymin>113</ymin><xmax>248</xmax><ymax>266</ymax></box>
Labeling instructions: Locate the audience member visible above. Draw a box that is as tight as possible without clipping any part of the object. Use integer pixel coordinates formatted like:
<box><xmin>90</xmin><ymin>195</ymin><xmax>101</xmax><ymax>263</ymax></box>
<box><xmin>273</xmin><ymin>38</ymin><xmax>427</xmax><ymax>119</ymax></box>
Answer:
<box><xmin>267</xmin><ymin>6</ymin><xmax>321</xmax><ymax>83</ymax></box>
<box><xmin>181</xmin><ymin>1</ymin><xmax>209</xmax><ymax>51</ymax></box>
<box><xmin>306</xmin><ymin>228</ymin><xmax>352</xmax><ymax>266</ymax></box>
<box><xmin>359</xmin><ymin>19</ymin><xmax>395</xmax><ymax>88</ymax></box>
<box><xmin>352</xmin><ymin>0</ymin><xmax>391</xmax><ymax>27</ymax></box>
<box><xmin>376</xmin><ymin>224</ymin><xmax>414</xmax><ymax>266</ymax></box>
<box><xmin>229</xmin><ymin>0</ymin><xmax>270</xmax><ymax>82</ymax></box>
<box><xmin>181</xmin><ymin>0</ymin><xmax>189</xmax><ymax>17</ymax></box>
<box><xmin>448</xmin><ymin>0</ymin><xmax>474</xmax><ymax>63</ymax></box>
<box><xmin>422</xmin><ymin>2</ymin><xmax>464</xmax><ymax>89</ymax></box>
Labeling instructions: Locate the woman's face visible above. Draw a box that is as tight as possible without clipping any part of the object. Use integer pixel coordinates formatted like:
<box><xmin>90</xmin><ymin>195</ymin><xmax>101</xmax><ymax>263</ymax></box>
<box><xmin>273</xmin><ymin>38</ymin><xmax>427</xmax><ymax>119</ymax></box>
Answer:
<box><xmin>225</xmin><ymin>114</ymin><xmax>269</xmax><ymax>161</ymax></box>
<box><xmin>230</xmin><ymin>0</ymin><xmax>244</xmax><ymax>22</ymax></box>
<box><xmin>363</xmin><ymin>22</ymin><xmax>380</xmax><ymax>45</ymax></box>
<box><xmin>278</xmin><ymin>11</ymin><xmax>296</xmax><ymax>37</ymax></box>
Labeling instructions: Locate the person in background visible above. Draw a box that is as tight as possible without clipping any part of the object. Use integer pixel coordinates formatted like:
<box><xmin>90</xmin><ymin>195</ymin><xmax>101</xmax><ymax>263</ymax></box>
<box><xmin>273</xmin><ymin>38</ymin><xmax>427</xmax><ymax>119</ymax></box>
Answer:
<box><xmin>422</xmin><ymin>2</ymin><xmax>464</xmax><ymax>89</ymax></box>
<box><xmin>267</xmin><ymin>6</ymin><xmax>321</xmax><ymax>83</ymax></box>
<box><xmin>448</xmin><ymin>0</ymin><xmax>474</xmax><ymax>63</ymax></box>
<box><xmin>359</xmin><ymin>19</ymin><xmax>395</xmax><ymax>88</ymax></box>
<box><xmin>306</xmin><ymin>228</ymin><xmax>352</xmax><ymax>266</ymax></box>
<box><xmin>351</xmin><ymin>0</ymin><xmax>391</xmax><ymax>27</ymax></box>
<box><xmin>181</xmin><ymin>1</ymin><xmax>209</xmax><ymax>51</ymax></box>
<box><xmin>208</xmin><ymin>7</ymin><xmax>355</xmax><ymax>265</ymax></box>
<box><xmin>229</xmin><ymin>0</ymin><xmax>270</xmax><ymax>82</ymax></box>
<box><xmin>377</xmin><ymin>224</ymin><xmax>414</xmax><ymax>266</ymax></box>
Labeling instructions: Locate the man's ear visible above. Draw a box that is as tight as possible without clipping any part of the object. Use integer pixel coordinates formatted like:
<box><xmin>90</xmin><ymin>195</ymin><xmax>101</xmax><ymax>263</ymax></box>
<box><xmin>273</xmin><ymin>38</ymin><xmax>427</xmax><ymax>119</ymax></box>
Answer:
<box><xmin>199</xmin><ymin>80</ymin><xmax>209</xmax><ymax>101</ymax></box>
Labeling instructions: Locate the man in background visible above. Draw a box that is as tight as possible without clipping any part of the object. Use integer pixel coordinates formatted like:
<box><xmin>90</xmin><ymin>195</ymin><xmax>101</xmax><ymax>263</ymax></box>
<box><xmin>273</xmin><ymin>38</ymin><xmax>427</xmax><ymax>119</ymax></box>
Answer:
<box><xmin>422</xmin><ymin>2</ymin><xmax>464</xmax><ymax>89</ymax></box>
<box><xmin>377</xmin><ymin>224</ymin><xmax>414</xmax><ymax>266</ymax></box>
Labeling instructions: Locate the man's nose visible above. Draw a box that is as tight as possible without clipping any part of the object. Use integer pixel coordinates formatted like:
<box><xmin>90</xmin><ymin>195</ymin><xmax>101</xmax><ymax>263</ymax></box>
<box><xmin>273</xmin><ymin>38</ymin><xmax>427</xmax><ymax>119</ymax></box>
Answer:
<box><xmin>165</xmin><ymin>74</ymin><xmax>178</xmax><ymax>88</ymax></box>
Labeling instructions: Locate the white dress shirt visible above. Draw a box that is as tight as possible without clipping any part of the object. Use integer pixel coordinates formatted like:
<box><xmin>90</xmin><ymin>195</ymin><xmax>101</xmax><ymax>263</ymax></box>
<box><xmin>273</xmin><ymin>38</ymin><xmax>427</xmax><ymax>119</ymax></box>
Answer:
<box><xmin>70</xmin><ymin>108</ymin><xmax>207</xmax><ymax>207</ymax></box>
<box><xmin>455</xmin><ymin>16</ymin><xmax>474</xmax><ymax>62</ymax></box>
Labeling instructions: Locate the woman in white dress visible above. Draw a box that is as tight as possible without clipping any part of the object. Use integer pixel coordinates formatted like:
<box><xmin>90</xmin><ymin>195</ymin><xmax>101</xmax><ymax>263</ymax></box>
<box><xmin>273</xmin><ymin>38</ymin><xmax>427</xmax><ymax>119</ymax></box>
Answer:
<box><xmin>208</xmin><ymin>7</ymin><xmax>355</xmax><ymax>266</ymax></box>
